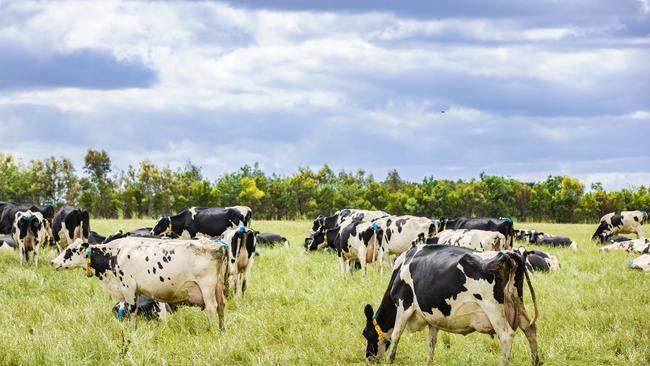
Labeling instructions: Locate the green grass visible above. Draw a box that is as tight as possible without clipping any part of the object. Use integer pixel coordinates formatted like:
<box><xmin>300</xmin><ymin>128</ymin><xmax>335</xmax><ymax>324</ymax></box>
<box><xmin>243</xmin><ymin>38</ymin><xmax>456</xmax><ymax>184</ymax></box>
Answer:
<box><xmin>1</xmin><ymin>220</ymin><xmax>649</xmax><ymax>365</ymax></box>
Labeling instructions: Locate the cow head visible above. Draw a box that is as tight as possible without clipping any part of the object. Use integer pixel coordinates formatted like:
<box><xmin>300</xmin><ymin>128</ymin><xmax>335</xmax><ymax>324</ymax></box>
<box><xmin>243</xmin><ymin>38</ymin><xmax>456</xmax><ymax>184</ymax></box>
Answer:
<box><xmin>591</xmin><ymin>221</ymin><xmax>610</xmax><ymax>243</ymax></box>
<box><xmin>51</xmin><ymin>238</ymin><xmax>89</xmax><ymax>271</ymax></box>
<box><xmin>305</xmin><ymin>226</ymin><xmax>339</xmax><ymax>251</ymax></box>
<box><xmin>362</xmin><ymin>304</ymin><xmax>390</xmax><ymax>362</ymax></box>
<box><xmin>438</xmin><ymin>217</ymin><xmax>448</xmax><ymax>231</ymax></box>
<box><xmin>151</xmin><ymin>216</ymin><xmax>171</xmax><ymax>236</ymax></box>
<box><xmin>311</xmin><ymin>216</ymin><xmax>325</xmax><ymax>232</ymax></box>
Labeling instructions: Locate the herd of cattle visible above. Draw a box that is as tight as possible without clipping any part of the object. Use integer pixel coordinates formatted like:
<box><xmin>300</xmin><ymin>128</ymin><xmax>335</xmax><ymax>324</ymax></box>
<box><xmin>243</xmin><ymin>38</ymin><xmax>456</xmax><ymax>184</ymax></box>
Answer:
<box><xmin>0</xmin><ymin>200</ymin><xmax>647</xmax><ymax>365</ymax></box>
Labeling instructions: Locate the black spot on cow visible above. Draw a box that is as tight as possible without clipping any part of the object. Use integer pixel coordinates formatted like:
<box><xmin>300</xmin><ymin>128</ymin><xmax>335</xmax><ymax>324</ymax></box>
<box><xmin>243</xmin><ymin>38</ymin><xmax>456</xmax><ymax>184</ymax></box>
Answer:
<box><xmin>611</xmin><ymin>213</ymin><xmax>624</xmax><ymax>227</ymax></box>
<box><xmin>159</xmin><ymin>276</ymin><xmax>164</xmax><ymax>282</ymax></box>
<box><xmin>145</xmin><ymin>256</ymin><xmax>149</xmax><ymax>262</ymax></box>
<box><xmin>127</xmin><ymin>255</ymin><xmax>130</xmax><ymax>259</ymax></box>
<box><xmin>147</xmin><ymin>269</ymin><xmax>150</xmax><ymax>274</ymax></box>
<box><xmin>118</xmin><ymin>270</ymin><xmax>124</xmax><ymax>276</ymax></box>
<box><xmin>634</xmin><ymin>216</ymin><xmax>639</xmax><ymax>222</ymax></box>
<box><xmin>152</xmin><ymin>267</ymin><xmax>156</xmax><ymax>274</ymax></box>
<box><xmin>157</xmin><ymin>262</ymin><xmax>163</xmax><ymax>270</ymax></box>
<box><xmin>90</xmin><ymin>248</ymin><xmax>117</xmax><ymax>278</ymax></box>
<box><xmin>162</xmin><ymin>256</ymin><xmax>168</xmax><ymax>263</ymax></box>
<box><xmin>395</xmin><ymin>218</ymin><xmax>408</xmax><ymax>233</ymax></box>
<box><xmin>474</xmin><ymin>294</ymin><xmax>482</xmax><ymax>300</ymax></box>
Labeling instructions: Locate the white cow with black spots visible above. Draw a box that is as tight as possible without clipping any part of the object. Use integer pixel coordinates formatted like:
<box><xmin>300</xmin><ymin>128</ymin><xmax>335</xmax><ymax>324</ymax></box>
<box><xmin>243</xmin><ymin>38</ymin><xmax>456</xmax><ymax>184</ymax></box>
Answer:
<box><xmin>51</xmin><ymin>237</ymin><xmax>229</xmax><ymax>330</ymax></box>
<box><xmin>336</xmin><ymin>220</ymin><xmax>383</xmax><ymax>276</ymax></box>
<box><xmin>372</xmin><ymin>215</ymin><xmax>439</xmax><ymax>264</ymax></box>
<box><xmin>629</xmin><ymin>254</ymin><xmax>650</xmax><ymax>272</ymax></box>
<box><xmin>432</xmin><ymin>229</ymin><xmax>507</xmax><ymax>252</ymax></box>
<box><xmin>599</xmin><ymin>238</ymin><xmax>650</xmax><ymax>254</ymax></box>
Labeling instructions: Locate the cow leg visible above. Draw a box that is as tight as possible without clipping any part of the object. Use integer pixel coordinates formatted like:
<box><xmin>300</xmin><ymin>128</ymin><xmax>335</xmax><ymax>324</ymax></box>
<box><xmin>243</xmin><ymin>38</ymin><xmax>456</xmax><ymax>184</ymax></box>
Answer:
<box><xmin>241</xmin><ymin>258</ymin><xmax>254</xmax><ymax>296</ymax></box>
<box><xmin>387</xmin><ymin>304</ymin><xmax>411</xmax><ymax>363</ymax></box>
<box><xmin>376</xmin><ymin>246</ymin><xmax>384</xmax><ymax>274</ymax></box>
<box><xmin>358</xmin><ymin>246</ymin><xmax>367</xmax><ymax>276</ymax></box>
<box><xmin>234</xmin><ymin>273</ymin><xmax>241</xmax><ymax>296</ymax></box>
<box><xmin>338</xmin><ymin>255</ymin><xmax>347</xmax><ymax>276</ymax></box>
<box><xmin>484</xmin><ymin>307</ymin><xmax>516</xmax><ymax>366</ymax></box>
<box><xmin>427</xmin><ymin>325</ymin><xmax>438</xmax><ymax>363</ymax></box>
<box><xmin>33</xmin><ymin>245</ymin><xmax>39</xmax><ymax>266</ymax></box>
<box><xmin>518</xmin><ymin>311</ymin><xmax>540</xmax><ymax>366</ymax></box>
<box><xmin>200</xmin><ymin>285</ymin><xmax>218</xmax><ymax>331</ymax></box>
<box><xmin>216</xmin><ymin>290</ymin><xmax>226</xmax><ymax>331</ymax></box>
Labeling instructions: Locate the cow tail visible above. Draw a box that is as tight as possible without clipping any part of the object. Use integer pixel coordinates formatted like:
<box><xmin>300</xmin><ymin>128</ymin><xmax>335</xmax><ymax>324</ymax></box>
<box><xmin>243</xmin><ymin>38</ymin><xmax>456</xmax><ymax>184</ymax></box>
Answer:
<box><xmin>523</xmin><ymin>264</ymin><xmax>539</xmax><ymax>326</ymax></box>
<box><xmin>222</xmin><ymin>246</ymin><xmax>230</xmax><ymax>296</ymax></box>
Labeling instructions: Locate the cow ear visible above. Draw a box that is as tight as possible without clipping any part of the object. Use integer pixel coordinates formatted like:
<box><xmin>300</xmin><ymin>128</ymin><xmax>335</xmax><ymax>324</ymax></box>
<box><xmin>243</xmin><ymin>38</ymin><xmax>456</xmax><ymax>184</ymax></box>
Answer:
<box><xmin>364</xmin><ymin>304</ymin><xmax>374</xmax><ymax>321</ymax></box>
<box><xmin>81</xmin><ymin>241</ymin><xmax>90</xmax><ymax>249</ymax></box>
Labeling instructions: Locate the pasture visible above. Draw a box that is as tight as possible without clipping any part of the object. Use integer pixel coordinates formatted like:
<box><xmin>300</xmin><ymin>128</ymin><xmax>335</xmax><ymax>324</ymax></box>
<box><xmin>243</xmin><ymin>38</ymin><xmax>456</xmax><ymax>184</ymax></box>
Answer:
<box><xmin>0</xmin><ymin>220</ymin><xmax>649</xmax><ymax>365</ymax></box>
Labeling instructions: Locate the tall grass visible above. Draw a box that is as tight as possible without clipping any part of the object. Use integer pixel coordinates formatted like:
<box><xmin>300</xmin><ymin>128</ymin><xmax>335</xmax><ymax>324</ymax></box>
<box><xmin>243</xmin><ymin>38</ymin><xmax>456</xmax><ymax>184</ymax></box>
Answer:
<box><xmin>0</xmin><ymin>220</ymin><xmax>648</xmax><ymax>365</ymax></box>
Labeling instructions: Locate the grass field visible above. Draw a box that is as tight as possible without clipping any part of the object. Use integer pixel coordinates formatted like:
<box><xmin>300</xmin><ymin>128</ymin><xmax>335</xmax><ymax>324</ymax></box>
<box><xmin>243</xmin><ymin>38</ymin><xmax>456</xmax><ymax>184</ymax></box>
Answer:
<box><xmin>1</xmin><ymin>220</ymin><xmax>649</xmax><ymax>365</ymax></box>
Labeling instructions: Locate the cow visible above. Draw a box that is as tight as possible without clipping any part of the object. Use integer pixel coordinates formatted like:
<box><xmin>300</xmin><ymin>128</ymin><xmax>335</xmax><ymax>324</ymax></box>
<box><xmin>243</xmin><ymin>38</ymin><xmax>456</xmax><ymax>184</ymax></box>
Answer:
<box><xmin>629</xmin><ymin>254</ymin><xmax>650</xmax><ymax>272</ymax></box>
<box><xmin>528</xmin><ymin>231</ymin><xmax>578</xmax><ymax>250</ymax></box>
<box><xmin>599</xmin><ymin>238</ymin><xmax>650</xmax><ymax>254</ymax></box>
<box><xmin>88</xmin><ymin>231</ymin><xmax>107</xmax><ymax>244</ymax></box>
<box><xmin>336</xmin><ymin>221</ymin><xmax>383</xmax><ymax>276</ymax></box>
<box><xmin>113</xmin><ymin>295</ymin><xmax>177</xmax><ymax>320</ymax></box>
<box><xmin>441</xmin><ymin>217</ymin><xmax>515</xmax><ymax>249</ymax></box>
<box><xmin>515</xmin><ymin>230</ymin><xmax>534</xmax><ymax>242</ymax></box>
<box><xmin>362</xmin><ymin>245</ymin><xmax>540</xmax><ymax>366</ymax></box>
<box><xmin>0</xmin><ymin>234</ymin><xmax>16</xmax><ymax>252</ymax></box>
<box><xmin>608</xmin><ymin>235</ymin><xmax>631</xmax><ymax>243</ymax></box>
<box><xmin>151</xmin><ymin>207</ymin><xmax>244</xmax><ymax>239</ymax></box>
<box><xmin>228</xmin><ymin>206</ymin><xmax>252</xmax><ymax>227</ymax></box>
<box><xmin>52</xmin><ymin>206</ymin><xmax>90</xmax><ymax>251</ymax></box>
<box><xmin>516</xmin><ymin>248</ymin><xmax>560</xmax><ymax>273</ymax></box>
<box><xmin>51</xmin><ymin>237</ymin><xmax>229</xmax><ymax>330</ymax></box>
<box><xmin>0</xmin><ymin>203</ymin><xmax>54</xmax><ymax>239</ymax></box>
<box><xmin>256</xmin><ymin>232</ymin><xmax>290</xmax><ymax>247</ymax></box>
<box><xmin>220</xmin><ymin>227</ymin><xmax>257</xmax><ymax>296</ymax></box>
<box><xmin>311</xmin><ymin>209</ymin><xmax>389</xmax><ymax>233</ymax></box>
<box><xmin>429</xmin><ymin>229</ymin><xmax>507</xmax><ymax>252</ymax></box>
<box><xmin>12</xmin><ymin>210</ymin><xmax>47</xmax><ymax>265</ymax></box>
<box><xmin>592</xmin><ymin>210</ymin><xmax>647</xmax><ymax>243</ymax></box>
<box><xmin>305</xmin><ymin>226</ymin><xmax>341</xmax><ymax>251</ymax></box>
<box><xmin>373</xmin><ymin>216</ymin><xmax>439</xmax><ymax>264</ymax></box>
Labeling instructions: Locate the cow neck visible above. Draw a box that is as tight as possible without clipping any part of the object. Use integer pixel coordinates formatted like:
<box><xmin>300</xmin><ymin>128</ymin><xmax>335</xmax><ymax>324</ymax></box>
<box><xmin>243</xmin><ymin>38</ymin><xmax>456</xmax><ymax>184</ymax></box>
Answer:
<box><xmin>167</xmin><ymin>212</ymin><xmax>186</xmax><ymax>237</ymax></box>
<box><xmin>373</xmin><ymin>289</ymin><xmax>397</xmax><ymax>341</ymax></box>
<box><xmin>326</xmin><ymin>227</ymin><xmax>339</xmax><ymax>249</ymax></box>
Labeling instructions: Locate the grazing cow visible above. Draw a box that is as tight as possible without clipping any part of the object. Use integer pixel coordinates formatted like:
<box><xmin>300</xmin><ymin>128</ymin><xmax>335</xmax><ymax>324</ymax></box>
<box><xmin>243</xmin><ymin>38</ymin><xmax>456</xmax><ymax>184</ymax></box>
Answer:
<box><xmin>592</xmin><ymin>210</ymin><xmax>647</xmax><ymax>243</ymax></box>
<box><xmin>228</xmin><ymin>206</ymin><xmax>252</xmax><ymax>227</ymax></box>
<box><xmin>0</xmin><ymin>203</ymin><xmax>54</xmax><ymax>234</ymax></box>
<box><xmin>220</xmin><ymin>227</ymin><xmax>257</xmax><ymax>296</ymax></box>
<box><xmin>373</xmin><ymin>216</ymin><xmax>439</xmax><ymax>263</ymax></box>
<box><xmin>311</xmin><ymin>209</ymin><xmax>389</xmax><ymax>232</ymax></box>
<box><xmin>599</xmin><ymin>238</ymin><xmax>650</xmax><ymax>254</ymax></box>
<box><xmin>608</xmin><ymin>235</ymin><xmax>631</xmax><ymax>243</ymax></box>
<box><xmin>629</xmin><ymin>254</ymin><xmax>650</xmax><ymax>272</ymax></box>
<box><xmin>336</xmin><ymin>221</ymin><xmax>383</xmax><ymax>275</ymax></box>
<box><xmin>256</xmin><ymin>232</ymin><xmax>290</xmax><ymax>247</ymax></box>
<box><xmin>305</xmin><ymin>226</ymin><xmax>341</xmax><ymax>251</ymax></box>
<box><xmin>12</xmin><ymin>210</ymin><xmax>47</xmax><ymax>265</ymax></box>
<box><xmin>113</xmin><ymin>295</ymin><xmax>177</xmax><ymax>320</ymax></box>
<box><xmin>51</xmin><ymin>237</ymin><xmax>229</xmax><ymax>330</ymax></box>
<box><xmin>430</xmin><ymin>229</ymin><xmax>507</xmax><ymax>252</ymax></box>
<box><xmin>362</xmin><ymin>245</ymin><xmax>539</xmax><ymax>365</ymax></box>
<box><xmin>151</xmin><ymin>207</ymin><xmax>244</xmax><ymax>239</ymax></box>
<box><xmin>516</xmin><ymin>248</ymin><xmax>560</xmax><ymax>273</ymax></box>
<box><xmin>441</xmin><ymin>217</ymin><xmax>515</xmax><ymax>249</ymax></box>
<box><xmin>528</xmin><ymin>231</ymin><xmax>578</xmax><ymax>250</ymax></box>
<box><xmin>52</xmin><ymin>206</ymin><xmax>90</xmax><ymax>251</ymax></box>
<box><xmin>0</xmin><ymin>234</ymin><xmax>16</xmax><ymax>252</ymax></box>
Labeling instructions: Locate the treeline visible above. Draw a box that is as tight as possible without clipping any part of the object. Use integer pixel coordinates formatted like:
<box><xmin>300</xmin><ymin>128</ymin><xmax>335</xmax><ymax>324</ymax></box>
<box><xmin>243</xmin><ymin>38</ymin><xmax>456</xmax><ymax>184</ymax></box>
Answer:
<box><xmin>0</xmin><ymin>150</ymin><xmax>648</xmax><ymax>223</ymax></box>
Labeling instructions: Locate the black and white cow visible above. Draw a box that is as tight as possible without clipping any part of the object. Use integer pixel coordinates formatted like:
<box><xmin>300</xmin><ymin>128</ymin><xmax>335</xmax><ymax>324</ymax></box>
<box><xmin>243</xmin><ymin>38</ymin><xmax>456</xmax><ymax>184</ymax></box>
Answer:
<box><xmin>12</xmin><ymin>210</ymin><xmax>47</xmax><ymax>265</ymax></box>
<box><xmin>515</xmin><ymin>230</ymin><xmax>534</xmax><ymax>242</ymax></box>
<box><xmin>0</xmin><ymin>203</ymin><xmax>54</xmax><ymax>235</ymax></box>
<box><xmin>430</xmin><ymin>229</ymin><xmax>507</xmax><ymax>252</ymax></box>
<box><xmin>113</xmin><ymin>295</ymin><xmax>178</xmax><ymax>320</ymax></box>
<box><xmin>311</xmin><ymin>209</ymin><xmax>389</xmax><ymax>233</ymax></box>
<box><xmin>592</xmin><ymin>210</ymin><xmax>647</xmax><ymax>243</ymax></box>
<box><xmin>151</xmin><ymin>207</ymin><xmax>244</xmax><ymax>239</ymax></box>
<box><xmin>256</xmin><ymin>232</ymin><xmax>290</xmax><ymax>247</ymax></box>
<box><xmin>305</xmin><ymin>226</ymin><xmax>341</xmax><ymax>251</ymax></box>
<box><xmin>362</xmin><ymin>245</ymin><xmax>540</xmax><ymax>365</ymax></box>
<box><xmin>441</xmin><ymin>217</ymin><xmax>515</xmax><ymax>249</ymax></box>
<box><xmin>336</xmin><ymin>221</ymin><xmax>383</xmax><ymax>276</ymax></box>
<box><xmin>0</xmin><ymin>234</ymin><xmax>16</xmax><ymax>252</ymax></box>
<box><xmin>51</xmin><ymin>237</ymin><xmax>229</xmax><ymax>330</ymax></box>
<box><xmin>52</xmin><ymin>206</ymin><xmax>90</xmax><ymax>251</ymax></box>
<box><xmin>608</xmin><ymin>235</ymin><xmax>631</xmax><ymax>243</ymax></box>
<box><xmin>629</xmin><ymin>254</ymin><xmax>650</xmax><ymax>272</ymax></box>
<box><xmin>528</xmin><ymin>231</ymin><xmax>578</xmax><ymax>250</ymax></box>
<box><xmin>220</xmin><ymin>227</ymin><xmax>257</xmax><ymax>296</ymax></box>
<box><xmin>372</xmin><ymin>216</ymin><xmax>439</xmax><ymax>264</ymax></box>
<box><xmin>599</xmin><ymin>238</ymin><xmax>650</xmax><ymax>254</ymax></box>
<box><xmin>228</xmin><ymin>206</ymin><xmax>252</xmax><ymax>227</ymax></box>
<box><xmin>515</xmin><ymin>248</ymin><xmax>560</xmax><ymax>273</ymax></box>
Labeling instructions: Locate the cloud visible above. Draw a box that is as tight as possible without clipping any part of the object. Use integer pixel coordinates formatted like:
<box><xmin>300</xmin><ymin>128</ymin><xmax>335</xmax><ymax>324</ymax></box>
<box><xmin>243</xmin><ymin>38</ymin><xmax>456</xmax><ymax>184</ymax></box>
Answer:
<box><xmin>0</xmin><ymin>1</ymin><xmax>648</xmax><ymax>191</ymax></box>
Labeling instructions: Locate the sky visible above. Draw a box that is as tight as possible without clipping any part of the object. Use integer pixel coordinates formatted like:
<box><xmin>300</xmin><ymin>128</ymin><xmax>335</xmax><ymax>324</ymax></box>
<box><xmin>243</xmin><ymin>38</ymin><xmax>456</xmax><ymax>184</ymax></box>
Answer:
<box><xmin>0</xmin><ymin>0</ymin><xmax>649</xmax><ymax>190</ymax></box>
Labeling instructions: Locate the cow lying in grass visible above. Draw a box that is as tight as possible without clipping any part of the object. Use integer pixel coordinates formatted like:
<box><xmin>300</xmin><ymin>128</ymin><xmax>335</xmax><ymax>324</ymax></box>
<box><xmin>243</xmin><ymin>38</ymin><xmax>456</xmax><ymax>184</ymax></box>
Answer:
<box><xmin>362</xmin><ymin>245</ymin><xmax>540</xmax><ymax>365</ymax></box>
<box><xmin>629</xmin><ymin>254</ymin><xmax>650</xmax><ymax>272</ymax></box>
<box><xmin>599</xmin><ymin>238</ymin><xmax>650</xmax><ymax>254</ymax></box>
<box><xmin>51</xmin><ymin>237</ymin><xmax>229</xmax><ymax>330</ymax></box>
<box><xmin>592</xmin><ymin>210</ymin><xmax>647</xmax><ymax>243</ymax></box>
<box><xmin>429</xmin><ymin>229</ymin><xmax>507</xmax><ymax>251</ymax></box>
